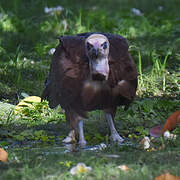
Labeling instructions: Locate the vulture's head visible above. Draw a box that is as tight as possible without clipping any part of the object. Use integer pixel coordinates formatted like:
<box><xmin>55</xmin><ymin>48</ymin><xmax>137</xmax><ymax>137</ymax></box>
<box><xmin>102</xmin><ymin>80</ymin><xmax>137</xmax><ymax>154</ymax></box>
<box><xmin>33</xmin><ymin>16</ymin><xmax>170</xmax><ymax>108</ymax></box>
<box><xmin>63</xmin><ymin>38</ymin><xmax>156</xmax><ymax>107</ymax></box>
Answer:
<box><xmin>85</xmin><ymin>34</ymin><xmax>110</xmax><ymax>81</ymax></box>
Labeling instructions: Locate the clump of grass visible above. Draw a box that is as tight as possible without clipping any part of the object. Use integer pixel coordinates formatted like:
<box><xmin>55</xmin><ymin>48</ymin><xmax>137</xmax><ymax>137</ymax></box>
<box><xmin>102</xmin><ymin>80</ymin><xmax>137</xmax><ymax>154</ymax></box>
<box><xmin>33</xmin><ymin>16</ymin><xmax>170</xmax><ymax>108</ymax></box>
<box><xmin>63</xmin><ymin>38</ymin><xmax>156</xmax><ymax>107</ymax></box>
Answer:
<box><xmin>151</xmin><ymin>50</ymin><xmax>171</xmax><ymax>91</ymax></box>
<box><xmin>137</xmin><ymin>49</ymin><xmax>177</xmax><ymax>97</ymax></box>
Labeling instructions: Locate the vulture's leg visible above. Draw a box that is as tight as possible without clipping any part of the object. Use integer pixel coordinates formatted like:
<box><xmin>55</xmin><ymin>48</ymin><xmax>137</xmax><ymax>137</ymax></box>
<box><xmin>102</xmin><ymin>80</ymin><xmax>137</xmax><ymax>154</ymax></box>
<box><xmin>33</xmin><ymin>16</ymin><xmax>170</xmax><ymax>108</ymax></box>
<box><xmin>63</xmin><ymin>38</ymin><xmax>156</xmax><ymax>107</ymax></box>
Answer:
<box><xmin>63</xmin><ymin>108</ymin><xmax>87</xmax><ymax>147</ymax></box>
<box><xmin>78</xmin><ymin>120</ymin><xmax>87</xmax><ymax>147</ymax></box>
<box><xmin>105</xmin><ymin>113</ymin><xmax>124</xmax><ymax>144</ymax></box>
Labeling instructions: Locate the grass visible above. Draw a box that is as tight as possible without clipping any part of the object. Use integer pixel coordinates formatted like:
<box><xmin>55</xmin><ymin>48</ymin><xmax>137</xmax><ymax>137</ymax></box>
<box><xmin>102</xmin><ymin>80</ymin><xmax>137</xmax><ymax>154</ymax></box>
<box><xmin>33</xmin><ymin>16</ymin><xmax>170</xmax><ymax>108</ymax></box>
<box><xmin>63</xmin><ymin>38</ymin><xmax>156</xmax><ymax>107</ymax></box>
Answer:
<box><xmin>0</xmin><ymin>0</ymin><xmax>180</xmax><ymax>179</ymax></box>
<box><xmin>1</xmin><ymin>145</ymin><xmax>180</xmax><ymax>180</ymax></box>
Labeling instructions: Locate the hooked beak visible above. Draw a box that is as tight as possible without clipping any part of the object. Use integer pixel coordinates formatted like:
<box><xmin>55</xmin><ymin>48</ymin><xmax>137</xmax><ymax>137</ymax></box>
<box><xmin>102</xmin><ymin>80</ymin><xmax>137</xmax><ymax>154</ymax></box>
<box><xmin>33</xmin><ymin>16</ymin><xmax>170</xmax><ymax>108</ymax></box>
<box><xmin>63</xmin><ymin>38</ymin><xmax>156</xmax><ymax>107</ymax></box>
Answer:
<box><xmin>92</xmin><ymin>48</ymin><xmax>98</xmax><ymax>59</ymax></box>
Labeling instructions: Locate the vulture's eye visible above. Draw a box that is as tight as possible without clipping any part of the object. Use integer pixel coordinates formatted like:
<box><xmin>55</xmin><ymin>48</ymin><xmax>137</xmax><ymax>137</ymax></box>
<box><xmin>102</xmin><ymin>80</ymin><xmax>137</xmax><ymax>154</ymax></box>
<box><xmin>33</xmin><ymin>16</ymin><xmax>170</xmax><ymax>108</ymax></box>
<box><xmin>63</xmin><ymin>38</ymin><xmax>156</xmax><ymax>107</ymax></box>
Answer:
<box><xmin>102</xmin><ymin>42</ymin><xmax>107</xmax><ymax>49</ymax></box>
<box><xmin>87</xmin><ymin>42</ymin><xmax>93</xmax><ymax>51</ymax></box>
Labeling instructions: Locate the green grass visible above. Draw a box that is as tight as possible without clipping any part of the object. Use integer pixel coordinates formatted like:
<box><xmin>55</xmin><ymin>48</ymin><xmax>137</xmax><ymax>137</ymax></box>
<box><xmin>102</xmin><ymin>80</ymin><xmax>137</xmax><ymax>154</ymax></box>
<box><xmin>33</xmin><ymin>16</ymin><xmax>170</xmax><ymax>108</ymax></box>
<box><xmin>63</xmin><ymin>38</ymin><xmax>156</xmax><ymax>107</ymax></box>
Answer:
<box><xmin>0</xmin><ymin>99</ymin><xmax>179</xmax><ymax>179</ymax></box>
<box><xmin>0</xmin><ymin>0</ymin><xmax>180</xmax><ymax>179</ymax></box>
<box><xmin>0</xmin><ymin>0</ymin><xmax>179</xmax><ymax>100</ymax></box>
<box><xmin>0</xmin><ymin>145</ymin><xmax>179</xmax><ymax>180</ymax></box>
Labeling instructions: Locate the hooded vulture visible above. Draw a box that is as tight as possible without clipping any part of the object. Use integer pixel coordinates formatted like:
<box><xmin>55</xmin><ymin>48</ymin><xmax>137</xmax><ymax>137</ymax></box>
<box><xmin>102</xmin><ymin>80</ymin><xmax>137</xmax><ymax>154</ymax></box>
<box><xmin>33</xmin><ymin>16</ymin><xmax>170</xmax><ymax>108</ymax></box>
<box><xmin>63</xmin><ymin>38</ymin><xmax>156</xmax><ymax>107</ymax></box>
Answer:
<box><xmin>42</xmin><ymin>32</ymin><xmax>138</xmax><ymax>147</ymax></box>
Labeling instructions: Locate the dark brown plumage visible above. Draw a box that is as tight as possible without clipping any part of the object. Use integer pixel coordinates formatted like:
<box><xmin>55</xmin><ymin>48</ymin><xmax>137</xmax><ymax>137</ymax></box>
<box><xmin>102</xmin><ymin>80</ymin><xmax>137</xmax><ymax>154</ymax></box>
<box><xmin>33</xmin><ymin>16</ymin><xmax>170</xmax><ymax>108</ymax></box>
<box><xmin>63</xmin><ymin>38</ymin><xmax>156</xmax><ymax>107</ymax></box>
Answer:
<box><xmin>42</xmin><ymin>32</ymin><xmax>138</xmax><ymax>146</ymax></box>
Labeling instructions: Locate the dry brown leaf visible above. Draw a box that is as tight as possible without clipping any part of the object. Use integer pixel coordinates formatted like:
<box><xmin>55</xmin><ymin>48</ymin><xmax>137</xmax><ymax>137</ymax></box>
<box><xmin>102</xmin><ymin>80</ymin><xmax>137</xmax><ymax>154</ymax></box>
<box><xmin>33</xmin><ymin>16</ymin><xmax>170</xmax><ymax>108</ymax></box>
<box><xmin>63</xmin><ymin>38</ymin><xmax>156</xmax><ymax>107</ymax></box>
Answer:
<box><xmin>117</xmin><ymin>165</ymin><xmax>130</xmax><ymax>172</ymax></box>
<box><xmin>0</xmin><ymin>148</ymin><xmax>8</xmax><ymax>162</ymax></box>
<box><xmin>154</xmin><ymin>173</ymin><xmax>180</xmax><ymax>180</ymax></box>
<box><xmin>150</xmin><ymin>111</ymin><xmax>180</xmax><ymax>138</ymax></box>
<box><xmin>162</xmin><ymin>110</ymin><xmax>180</xmax><ymax>133</ymax></box>
<box><xmin>140</xmin><ymin>137</ymin><xmax>150</xmax><ymax>150</ymax></box>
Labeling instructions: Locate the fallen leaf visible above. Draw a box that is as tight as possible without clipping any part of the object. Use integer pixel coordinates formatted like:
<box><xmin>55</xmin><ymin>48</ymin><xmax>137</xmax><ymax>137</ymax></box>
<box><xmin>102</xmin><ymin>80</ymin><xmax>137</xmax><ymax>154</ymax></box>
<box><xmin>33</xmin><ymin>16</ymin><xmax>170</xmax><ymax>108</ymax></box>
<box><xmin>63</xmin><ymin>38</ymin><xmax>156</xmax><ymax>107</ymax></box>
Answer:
<box><xmin>150</xmin><ymin>110</ymin><xmax>180</xmax><ymax>138</ymax></box>
<box><xmin>162</xmin><ymin>110</ymin><xmax>180</xmax><ymax>133</ymax></box>
<box><xmin>140</xmin><ymin>137</ymin><xmax>150</xmax><ymax>150</ymax></box>
<box><xmin>15</xmin><ymin>96</ymin><xmax>41</xmax><ymax>112</ymax></box>
<box><xmin>0</xmin><ymin>148</ymin><xmax>8</xmax><ymax>162</ymax></box>
<box><xmin>117</xmin><ymin>165</ymin><xmax>130</xmax><ymax>172</ymax></box>
<box><xmin>154</xmin><ymin>173</ymin><xmax>180</xmax><ymax>180</ymax></box>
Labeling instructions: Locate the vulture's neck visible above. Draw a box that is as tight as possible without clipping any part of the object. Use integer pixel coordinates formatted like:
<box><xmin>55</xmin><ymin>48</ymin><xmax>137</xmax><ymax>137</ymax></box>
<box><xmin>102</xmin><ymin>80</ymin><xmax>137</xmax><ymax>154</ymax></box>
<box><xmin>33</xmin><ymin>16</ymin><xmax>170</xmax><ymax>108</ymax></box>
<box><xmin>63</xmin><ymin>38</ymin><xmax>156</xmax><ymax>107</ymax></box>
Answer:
<box><xmin>97</xmin><ymin>57</ymin><xmax>108</xmax><ymax>61</ymax></box>
<box><xmin>88</xmin><ymin>57</ymin><xmax>109</xmax><ymax>80</ymax></box>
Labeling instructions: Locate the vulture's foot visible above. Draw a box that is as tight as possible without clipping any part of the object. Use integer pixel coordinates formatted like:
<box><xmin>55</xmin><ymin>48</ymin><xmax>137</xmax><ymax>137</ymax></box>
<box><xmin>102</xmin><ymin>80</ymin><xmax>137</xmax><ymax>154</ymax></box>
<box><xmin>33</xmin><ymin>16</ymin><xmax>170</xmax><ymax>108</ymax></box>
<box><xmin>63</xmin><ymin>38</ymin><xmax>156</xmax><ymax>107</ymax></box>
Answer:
<box><xmin>110</xmin><ymin>132</ymin><xmax>124</xmax><ymax>144</ymax></box>
<box><xmin>62</xmin><ymin>130</ymin><xmax>76</xmax><ymax>144</ymax></box>
<box><xmin>78</xmin><ymin>139</ymin><xmax>87</xmax><ymax>148</ymax></box>
<box><xmin>105</xmin><ymin>113</ymin><xmax>124</xmax><ymax>144</ymax></box>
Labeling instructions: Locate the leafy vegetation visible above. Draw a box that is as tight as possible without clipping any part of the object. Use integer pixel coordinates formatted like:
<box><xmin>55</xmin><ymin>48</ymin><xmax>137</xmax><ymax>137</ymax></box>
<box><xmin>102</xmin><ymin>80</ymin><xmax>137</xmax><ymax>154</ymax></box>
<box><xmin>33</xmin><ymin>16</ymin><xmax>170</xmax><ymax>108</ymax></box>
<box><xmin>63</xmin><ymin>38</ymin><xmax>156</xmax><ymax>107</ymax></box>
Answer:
<box><xmin>0</xmin><ymin>0</ymin><xmax>180</xmax><ymax>179</ymax></box>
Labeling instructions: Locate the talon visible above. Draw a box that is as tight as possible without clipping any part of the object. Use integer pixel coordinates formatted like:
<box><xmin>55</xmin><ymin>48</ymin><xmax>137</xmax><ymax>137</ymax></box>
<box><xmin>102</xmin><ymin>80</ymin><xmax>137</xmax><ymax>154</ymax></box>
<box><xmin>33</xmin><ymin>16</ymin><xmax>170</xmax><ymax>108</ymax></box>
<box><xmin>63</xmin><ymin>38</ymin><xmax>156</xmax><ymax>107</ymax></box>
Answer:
<box><xmin>78</xmin><ymin>140</ymin><xmax>87</xmax><ymax>148</ymax></box>
<box><xmin>110</xmin><ymin>133</ymin><xmax>124</xmax><ymax>144</ymax></box>
<box><xmin>62</xmin><ymin>130</ymin><xmax>76</xmax><ymax>143</ymax></box>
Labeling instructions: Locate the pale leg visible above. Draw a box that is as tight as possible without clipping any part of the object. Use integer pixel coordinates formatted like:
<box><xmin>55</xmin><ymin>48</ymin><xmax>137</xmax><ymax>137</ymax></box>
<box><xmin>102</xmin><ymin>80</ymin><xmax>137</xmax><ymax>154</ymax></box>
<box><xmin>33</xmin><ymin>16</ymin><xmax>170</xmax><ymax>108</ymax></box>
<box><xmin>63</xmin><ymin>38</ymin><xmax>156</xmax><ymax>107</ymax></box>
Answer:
<box><xmin>105</xmin><ymin>113</ymin><xmax>124</xmax><ymax>144</ymax></box>
<box><xmin>78</xmin><ymin>120</ymin><xmax>87</xmax><ymax>147</ymax></box>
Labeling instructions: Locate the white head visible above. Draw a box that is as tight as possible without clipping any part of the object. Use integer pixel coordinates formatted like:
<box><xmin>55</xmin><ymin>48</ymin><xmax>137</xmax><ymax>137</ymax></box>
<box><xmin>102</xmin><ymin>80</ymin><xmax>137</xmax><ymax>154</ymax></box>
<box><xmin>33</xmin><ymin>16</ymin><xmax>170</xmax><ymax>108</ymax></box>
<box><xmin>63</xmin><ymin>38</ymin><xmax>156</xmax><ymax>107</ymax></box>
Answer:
<box><xmin>85</xmin><ymin>34</ymin><xmax>110</xmax><ymax>81</ymax></box>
